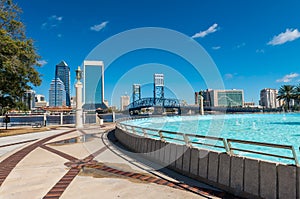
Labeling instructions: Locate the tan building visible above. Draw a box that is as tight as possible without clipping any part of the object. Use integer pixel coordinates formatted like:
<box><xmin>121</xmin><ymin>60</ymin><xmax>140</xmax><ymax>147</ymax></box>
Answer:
<box><xmin>120</xmin><ymin>95</ymin><xmax>130</xmax><ymax>111</ymax></box>
<box><xmin>259</xmin><ymin>88</ymin><xmax>280</xmax><ymax>108</ymax></box>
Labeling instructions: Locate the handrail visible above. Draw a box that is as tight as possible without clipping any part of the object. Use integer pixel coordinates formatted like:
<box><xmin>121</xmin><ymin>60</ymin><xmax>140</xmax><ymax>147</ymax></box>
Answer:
<box><xmin>116</xmin><ymin>120</ymin><xmax>300</xmax><ymax>166</ymax></box>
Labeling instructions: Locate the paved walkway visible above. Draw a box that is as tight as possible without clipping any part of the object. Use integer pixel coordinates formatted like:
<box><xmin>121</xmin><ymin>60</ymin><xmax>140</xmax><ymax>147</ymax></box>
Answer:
<box><xmin>0</xmin><ymin>124</ymin><xmax>237</xmax><ymax>199</ymax></box>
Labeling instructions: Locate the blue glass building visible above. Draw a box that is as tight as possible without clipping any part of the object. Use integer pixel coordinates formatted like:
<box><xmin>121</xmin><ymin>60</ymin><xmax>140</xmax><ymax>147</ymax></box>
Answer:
<box><xmin>55</xmin><ymin>61</ymin><xmax>71</xmax><ymax>106</ymax></box>
<box><xmin>83</xmin><ymin>60</ymin><xmax>106</xmax><ymax>110</ymax></box>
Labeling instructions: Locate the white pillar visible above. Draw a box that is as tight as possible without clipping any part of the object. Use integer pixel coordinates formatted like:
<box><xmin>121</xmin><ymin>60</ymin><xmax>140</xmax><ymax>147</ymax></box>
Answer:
<box><xmin>43</xmin><ymin>113</ymin><xmax>47</xmax><ymax>126</ymax></box>
<box><xmin>200</xmin><ymin>95</ymin><xmax>204</xmax><ymax>115</ymax></box>
<box><xmin>60</xmin><ymin>112</ymin><xmax>63</xmax><ymax>125</ymax></box>
<box><xmin>112</xmin><ymin>111</ymin><xmax>115</xmax><ymax>123</ymax></box>
<box><xmin>75</xmin><ymin>81</ymin><xmax>83</xmax><ymax>128</ymax></box>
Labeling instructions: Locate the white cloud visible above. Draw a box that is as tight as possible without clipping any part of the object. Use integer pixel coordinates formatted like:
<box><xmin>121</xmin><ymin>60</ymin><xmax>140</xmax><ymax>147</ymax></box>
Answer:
<box><xmin>90</xmin><ymin>21</ymin><xmax>109</xmax><ymax>32</ymax></box>
<box><xmin>276</xmin><ymin>73</ymin><xmax>299</xmax><ymax>83</ymax></box>
<box><xmin>235</xmin><ymin>42</ymin><xmax>246</xmax><ymax>49</ymax></box>
<box><xmin>192</xmin><ymin>23</ymin><xmax>218</xmax><ymax>38</ymax></box>
<box><xmin>256</xmin><ymin>49</ymin><xmax>265</xmax><ymax>53</ymax></box>
<box><xmin>37</xmin><ymin>60</ymin><xmax>48</xmax><ymax>66</ymax></box>
<box><xmin>224</xmin><ymin>73</ymin><xmax>234</xmax><ymax>80</ymax></box>
<box><xmin>268</xmin><ymin>29</ymin><xmax>300</xmax><ymax>46</ymax></box>
<box><xmin>212</xmin><ymin>46</ymin><xmax>221</xmax><ymax>50</ymax></box>
<box><xmin>41</xmin><ymin>15</ymin><xmax>63</xmax><ymax>29</ymax></box>
<box><xmin>50</xmin><ymin>15</ymin><xmax>63</xmax><ymax>21</ymax></box>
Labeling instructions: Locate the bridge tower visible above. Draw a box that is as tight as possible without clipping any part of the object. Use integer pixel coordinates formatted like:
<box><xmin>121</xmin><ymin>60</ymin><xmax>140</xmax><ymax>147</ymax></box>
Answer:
<box><xmin>153</xmin><ymin>74</ymin><xmax>164</xmax><ymax>104</ymax></box>
<box><xmin>132</xmin><ymin>84</ymin><xmax>141</xmax><ymax>103</ymax></box>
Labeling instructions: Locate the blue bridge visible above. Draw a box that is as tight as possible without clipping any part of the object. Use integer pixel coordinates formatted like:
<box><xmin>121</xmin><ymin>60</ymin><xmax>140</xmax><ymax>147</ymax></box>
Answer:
<box><xmin>127</xmin><ymin>97</ymin><xmax>181</xmax><ymax>115</ymax></box>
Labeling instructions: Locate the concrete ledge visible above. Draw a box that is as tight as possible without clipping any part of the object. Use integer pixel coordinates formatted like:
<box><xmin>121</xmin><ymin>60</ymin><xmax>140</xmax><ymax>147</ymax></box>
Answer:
<box><xmin>163</xmin><ymin>142</ymin><xmax>172</xmax><ymax>166</ymax></box>
<box><xmin>175</xmin><ymin>145</ymin><xmax>185</xmax><ymax>171</ymax></box>
<box><xmin>198</xmin><ymin>149</ymin><xmax>209</xmax><ymax>179</ymax></box>
<box><xmin>218</xmin><ymin>153</ymin><xmax>230</xmax><ymax>187</ymax></box>
<box><xmin>208</xmin><ymin>151</ymin><xmax>219</xmax><ymax>182</ymax></box>
<box><xmin>182</xmin><ymin>147</ymin><xmax>191</xmax><ymax>173</ymax></box>
<box><xmin>190</xmin><ymin>148</ymin><xmax>199</xmax><ymax>176</ymax></box>
<box><xmin>244</xmin><ymin>158</ymin><xmax>259</xmax><ymax>196</ymax></box>
<box><xmin>169</xmin><ymin>143</ymin><xmax>177</xmax><ymax>168</ymax></box>
<box><xmin>260</xmin><ymin>161</ymin><xmax>277</xmax><ymax>199</ymax></box>
<box><xmin>230</xmin><ymin>156</ymin><xmax>244</xmax><ymax>195</ymax></box>
<box><xmin>149</xmin><ymin>139</ymin><xmax>156</xmax><ymax>159</ymax></box>
<box><xmin>115</xmin><ymin>127</ymin><xmax>300</xmax><ymax>199</ymax></box>
<box><xmin>278</xmin><ymin>164</ymin><xmax>297</xmax><ymax>199</ymax></box>
<box><xmin>159</xmin><ymin>142</ymin><xmax>166</xmax><ymax>164</ymax></box>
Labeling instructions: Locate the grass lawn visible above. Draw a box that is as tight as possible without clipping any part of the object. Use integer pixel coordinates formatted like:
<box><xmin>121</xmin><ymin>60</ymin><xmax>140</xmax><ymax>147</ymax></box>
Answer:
<box><xmin>0</xmin><ymin>126</ymin><xmax>60</xmax><ymax>137</ymax></box>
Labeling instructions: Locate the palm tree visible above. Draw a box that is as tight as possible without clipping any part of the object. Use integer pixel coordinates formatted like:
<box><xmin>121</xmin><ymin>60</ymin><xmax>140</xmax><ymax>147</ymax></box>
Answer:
<box><xmin>293</xmin><ymin>84</ymin><xmax>300</xmax><ymax>106</ymax></box>
<box><xmin>277</xmin><ymin>85</ymin><xmax>295</xmax><ymax>111</ymax></box>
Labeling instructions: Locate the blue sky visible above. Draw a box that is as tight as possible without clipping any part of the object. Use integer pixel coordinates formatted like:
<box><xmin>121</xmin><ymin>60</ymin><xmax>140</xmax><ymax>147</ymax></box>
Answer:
<box><xmin>15</xmin><ymin>0</ymin><xmax>300</xmax><ymax>106</ymax></box>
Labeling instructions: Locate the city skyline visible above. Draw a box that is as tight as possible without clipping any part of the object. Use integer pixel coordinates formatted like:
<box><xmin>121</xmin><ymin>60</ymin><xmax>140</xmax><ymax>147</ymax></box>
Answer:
<box><xmin>15</xmin><ymin>0</ymin><xmax>300</xmax><ymax>105</ymax></box>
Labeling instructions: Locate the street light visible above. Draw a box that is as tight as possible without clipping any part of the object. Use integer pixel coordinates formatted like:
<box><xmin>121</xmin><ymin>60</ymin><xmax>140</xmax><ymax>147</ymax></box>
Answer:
<box><xmin>75</xmin><ymin>66</ymin><xmax>83</xmax><ymax>128</ymax></box>
<box><xmin>76</xmin><ymin>66</ymin><xmax>82</xmax><ymax>81</ymax></box>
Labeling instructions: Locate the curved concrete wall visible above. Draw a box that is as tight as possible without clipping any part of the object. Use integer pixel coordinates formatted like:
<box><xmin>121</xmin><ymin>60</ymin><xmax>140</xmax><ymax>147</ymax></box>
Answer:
<box><xmin>115</xmin><ymin>127</ymin><xmax>299</xmax><ymax>199</ymax></box>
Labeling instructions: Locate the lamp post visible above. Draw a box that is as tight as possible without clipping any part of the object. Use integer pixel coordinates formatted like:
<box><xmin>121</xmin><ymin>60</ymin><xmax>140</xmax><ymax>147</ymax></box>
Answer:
<box><xmin>75</xmin><ymin>66</ymin><xmax>83</xmax><ymax>128</ymax></box>
<box><xmin>199</xmin><ymin>90</ymin><xmax>204</xmax><ymax>115</ymax></box>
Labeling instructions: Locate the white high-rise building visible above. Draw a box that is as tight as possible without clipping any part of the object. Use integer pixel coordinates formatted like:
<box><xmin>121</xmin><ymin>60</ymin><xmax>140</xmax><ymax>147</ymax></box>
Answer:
<box><xmin>35</xmin><ymin>94</ymin><xmax>47</xmax><ymax>108</ymax></box>
<box><xmin>49</xmin><ymin>78</ymin><xmax>66</xmax><ymax>107</ymax></box>
<box><xmin>259</xmin><ymin>88</ymin><xmax>280</xmax><ymax>108</ymax></box>
<box><xmin>120</xmin><ymin>95</ymin><xmax>130</xmax><ymax>111</ymax></box>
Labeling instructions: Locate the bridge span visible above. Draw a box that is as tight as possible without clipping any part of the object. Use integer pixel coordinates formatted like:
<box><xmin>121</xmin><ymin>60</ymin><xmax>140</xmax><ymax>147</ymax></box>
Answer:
<box><xmin>127</xmin><ymin>97</ymin><xmax>181</xmax><ymax>115</ymax></box>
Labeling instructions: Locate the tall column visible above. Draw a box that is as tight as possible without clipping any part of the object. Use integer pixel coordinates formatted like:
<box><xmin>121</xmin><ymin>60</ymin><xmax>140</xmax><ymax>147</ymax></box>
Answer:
<box><xmin>75</xmin><ymin>66</ymin><xmax>83</xmax><ymax>129</ymax></box>
<box><xmin>60</xmin><ymin>112</ymin><xmax>63</xmax><ymax>125</ymax></box>
<box><xmin>199</xmin><ymin>94</ymin><xmax>204</xmax><ymax>115</ymax></box>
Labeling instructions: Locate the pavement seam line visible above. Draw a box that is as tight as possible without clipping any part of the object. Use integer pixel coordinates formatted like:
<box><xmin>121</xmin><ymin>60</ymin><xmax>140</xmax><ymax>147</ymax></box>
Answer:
<box><xmin>0</xmin><ymin>129</ymin><xmax>76</xmax><ymax>187</ymax></box>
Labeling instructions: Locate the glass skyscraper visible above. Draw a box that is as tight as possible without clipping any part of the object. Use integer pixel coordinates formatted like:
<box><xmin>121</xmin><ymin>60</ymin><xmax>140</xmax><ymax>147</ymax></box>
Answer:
<box><xmin>83</xmin><ymin>60</ymin><xmax>106</xmax><ymax>110</ymax></box>
<box><xmin>49</xmin><ymin>78</ymin><xmax>66</xmax><ymax>107</ymax></box>
<box><xmin>55</xmin><ymin>61</ymin><xmax>71</xmax><ymax>106</ymax></box>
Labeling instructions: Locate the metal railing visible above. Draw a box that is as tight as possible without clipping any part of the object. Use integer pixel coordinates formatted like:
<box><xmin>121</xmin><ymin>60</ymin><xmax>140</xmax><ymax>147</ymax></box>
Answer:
<box><xmin>116</xmin><ymin>121</ymin><xmax>300</xmax><ymax>166</ymax></box>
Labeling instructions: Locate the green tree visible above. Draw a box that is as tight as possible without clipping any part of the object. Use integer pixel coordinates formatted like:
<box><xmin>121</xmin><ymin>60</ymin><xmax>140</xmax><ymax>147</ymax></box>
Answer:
<box><xmin>277</xmin><ymin>85</ymin><xmax>295</xmax><ymax>111</ymax></box>
<box><xmin>0</xmin><ymin>0</ymin><xmax>41</xmax><ymax>113</ymax></box>
<box><xmin>293</xmin><ymin>84</ymin><xmax>300</xmax><ymax>106</ymax></box>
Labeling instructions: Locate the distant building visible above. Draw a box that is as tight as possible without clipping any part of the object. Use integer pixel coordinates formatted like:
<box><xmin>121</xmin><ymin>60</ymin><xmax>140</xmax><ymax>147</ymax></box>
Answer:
<box><xmin>244</xmin><ymin>102</ymin><xmax>255</xmax><ymax>107</ymax></box>
<box><xmin>83</xmin><ymin>60</ymin><xmax>106</xmax><ymax>110</ymax></box>
<box><xmin>259</xmin><ymin>88</ymin><xmax>280</xmax><ymax>108</ymax></box>
<box><xmin>35</xmin><ymin>94</ymin><xmax>47</xmax><ymax>108</ymax></box>
<box><xmin>194</xmin><ymin>92</ymin><xmax>201</xmax><ymax>105</ymax></box>
<box><xmin>120</xmin><ymin>95</ymin><xmax>130</xmax><ymax>111</ymax></box>
<box><xmin>55</xmin><ymin>61</ymin><xmax>71</xmax><ymax>106</ymax></box>
<box><xmin>49</xmin><ymin>78</ymin><xmax>66</xmax><ymax>107</ymax></box>
<box><xmin>203</xmin><ymin>89</ymin><xmax>244</xmax><ymax>107</ymax></box>
<box><xmin>104</xmin><ymin>100</ymin><xmax>109</xmax><ymax>107</ymax></box>
<box><xmin>22</xmin><ymin>90</ymin><xmax>35</xmax><ymax>110</ymax></box>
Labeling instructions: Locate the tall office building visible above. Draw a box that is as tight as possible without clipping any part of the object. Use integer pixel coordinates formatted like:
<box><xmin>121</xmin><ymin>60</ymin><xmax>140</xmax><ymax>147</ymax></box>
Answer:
<box><xmin>83</xmin><ymin>60</ymin><xmax>106</xmax><ymax>110</ymax></box>
<box><xmin>49</xmin><ymin>78</ymin><xmax>66</xmax><ymax>107</ymax></box>
<box><xmin>120</xmin><ymin>95</ymin><xmax>130</xmax><ymax>111</ymax></box>
<box><xmin>203</xmin><ymin>89</ymin><xmax>244</xmax><ymax>107</ymax></box>
<box><xmin>259</xmin><ymin>88</ymin><xmax>279</xmax><ymax>108</ymax></box>
<box><xmin>55</xmin><ymin>61</ymin><xmax>71</xmax><ymax>106</ymax></box>
<box><xmin>22</xmin><ymin>90</ymin><xmax>36</xmax><ymax>110</ymax></box>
